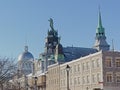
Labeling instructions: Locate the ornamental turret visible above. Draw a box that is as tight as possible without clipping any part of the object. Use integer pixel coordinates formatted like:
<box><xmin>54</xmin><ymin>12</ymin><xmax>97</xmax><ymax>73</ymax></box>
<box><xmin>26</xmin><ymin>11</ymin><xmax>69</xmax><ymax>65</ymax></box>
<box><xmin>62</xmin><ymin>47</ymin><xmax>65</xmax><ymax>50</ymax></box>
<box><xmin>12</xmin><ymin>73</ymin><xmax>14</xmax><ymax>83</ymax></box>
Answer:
<box><xmin>55</xmin><ymin>38</ymin><xmax>65</xmax><ymax>63</ymax></box>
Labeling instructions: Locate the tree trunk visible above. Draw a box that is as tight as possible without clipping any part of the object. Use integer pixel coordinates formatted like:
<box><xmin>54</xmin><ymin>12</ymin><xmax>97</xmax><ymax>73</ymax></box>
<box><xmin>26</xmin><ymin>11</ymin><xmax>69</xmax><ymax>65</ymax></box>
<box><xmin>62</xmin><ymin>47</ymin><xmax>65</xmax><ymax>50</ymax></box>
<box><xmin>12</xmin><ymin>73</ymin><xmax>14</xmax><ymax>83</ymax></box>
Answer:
<box><xmin>0</xmin><ymin>84</ymin><xmax>3</xmax><ymax>90</ymax></box>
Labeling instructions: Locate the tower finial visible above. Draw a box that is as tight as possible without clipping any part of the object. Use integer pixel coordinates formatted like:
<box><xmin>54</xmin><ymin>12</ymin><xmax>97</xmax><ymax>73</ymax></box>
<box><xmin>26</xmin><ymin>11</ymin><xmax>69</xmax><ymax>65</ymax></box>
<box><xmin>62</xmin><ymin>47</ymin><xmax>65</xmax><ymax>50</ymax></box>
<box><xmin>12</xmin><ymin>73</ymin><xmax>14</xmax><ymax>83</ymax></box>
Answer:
<box><xmin>24</xmin><ymin>36</ymin><xmax>28</xmax><ymax>52</ymax></box>
<box><xmin>25</xmin><ymin>46</ymin><xmax>28</xmax><ymax>52</ymax></box>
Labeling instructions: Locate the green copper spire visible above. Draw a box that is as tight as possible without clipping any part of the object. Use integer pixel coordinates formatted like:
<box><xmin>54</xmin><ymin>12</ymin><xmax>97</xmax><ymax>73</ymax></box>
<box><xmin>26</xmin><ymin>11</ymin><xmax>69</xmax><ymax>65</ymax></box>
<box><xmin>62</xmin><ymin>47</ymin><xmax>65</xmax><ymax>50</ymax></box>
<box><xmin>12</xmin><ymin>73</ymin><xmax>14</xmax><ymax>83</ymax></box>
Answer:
<box><xmin>96</xmin><ymin>9</ymin><xmax>105</xmax><ymax>37</ymax></box>
<box><xmin>98</xmin><ymin>10</ymin><xmax>103</xmax><ymax>28</ymax></box>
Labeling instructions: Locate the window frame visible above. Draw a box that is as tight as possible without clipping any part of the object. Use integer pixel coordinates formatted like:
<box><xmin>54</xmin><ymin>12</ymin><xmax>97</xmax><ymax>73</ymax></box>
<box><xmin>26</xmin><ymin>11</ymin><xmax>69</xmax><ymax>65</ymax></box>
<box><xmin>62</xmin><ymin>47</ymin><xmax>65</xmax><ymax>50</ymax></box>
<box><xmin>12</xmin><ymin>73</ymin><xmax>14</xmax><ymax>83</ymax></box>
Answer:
<box><xmin>105</xmin><ymin>57</ymin><xmax>112</xmax><ymax>68</ymax></box>
<box><xmin>115</xmin><ymin>57</ymin><xmax>120</xmax><ymax>68</ymax></box>
<box><xmin>106</xmin><ymin>72</ymin><xmax>113</xmax><ymax>83</ymax></box>
<box><xmin>116</xmin><ymin>72</ymin><xmax>120</xmax><ymax>83</ymax></box>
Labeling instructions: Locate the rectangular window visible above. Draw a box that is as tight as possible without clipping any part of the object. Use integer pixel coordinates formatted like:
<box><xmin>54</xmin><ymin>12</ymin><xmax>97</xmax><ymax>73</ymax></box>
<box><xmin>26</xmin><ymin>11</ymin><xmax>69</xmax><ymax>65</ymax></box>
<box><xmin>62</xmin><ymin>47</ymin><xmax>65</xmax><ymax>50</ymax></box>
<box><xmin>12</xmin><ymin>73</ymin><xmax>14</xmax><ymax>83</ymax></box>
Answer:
<box><xmin>78</xmin><ymin>77</ymin><xmax>80</xmax><ymax>84</ymax></box>
<box><xmin>116</xmin><ymin>59</ymin><xmax>120</xmax><ymax>67</ymax></box>
<box><xmin>82</xmin><ymin>63</ymin><xmax>85</xmax><ymax>71</ymax></box>
<box><xmin>60</xmin><ymin>70</ymin><xmax>62</xmax><ymax>75</ymax></box>
<box><xmin>77</xmin><ymin>64</ymin><xmax>80</xmax><ymax>72</ymax></box>
<box><xmin>49</xmin><ymin>80</ymin><xmax>51</xmax><ymax>85</ymax></box>
<box><xmin>92</xmin><ymin>60</ymin><xmax>96</xmax><ymax>68</ymax></box>
<box><xmin>74</xmin><ymin>65</ymin><xmax>76</xmax><ymax>72</ymax></box>
<box><xmin>55</xmin><ymin>68</ymin><xmax>56</xmax><ymax>74</ymax></box>
<box><xmin>97</xmin><ymin>73</ymin><xmax>100</xmax><ymax>82</ymax></box>
<box><xmin>74</xmin><ymin>77</ymin><xmax>77</xmax><ymax>84</ymax></box>
<box><xmin>86</xmin><ymin>62</ymin><xmax>89</xmax><ymax>70</ymax></box>
<box><xmin>87</xmin><ymin>75</ymin><xmax>90</xmax><ymax>83</ymax></box>
<box><xmin>60</xmin><ymin>80</ymin><xmax>62</xmax><ymax>86</ymax></box>
<box><xmin>92</xmin><ymin>74</ymin><xmax>95</xmax><ymax>83</ymax></box>
<box><xmin>106</xmin><ymin>73</ymin><xmax>113</xmax><ymax>82</ymax></box>
<box><xmin>96</xmin><ymin>59</ymin><xmax>100</xmax><ymax>67</ymax></box>
<box><xmin>116</xmin><ymin>73</ymin><xmax>120</xmax><ymax>83</ymax></box>
<box><xmin>63</xmin><ymin>70</ymin><xmax>65</xmax><ymax>76</ymax></box>
<box><xmin>82</xmin><ymin>76</ymin><xmax>85</xmax><ymax>84</ymax></box>
<box><xmin>106</xmin><ymin>58</ymin><xmax>112</xmax><ymax>67</ymax></box>
<box><xmin>56</xmin><ymin>79</ymin><xmax>58</xmax><ymax>85</ymax></box>
<box><xmin>63</xmin><ymin>79</ymin><xmax>65</xmax><ymax>86</ymax></box>
<box><xmin>70</xmin><ymin>66</ymin><xmax>72</xmax><ymax>73</ymax></box>
<box><xmin>116</xmin><ymin>75</ymin><xmax>120</xmax><ymax>82</ymax></box>
<box><xmin>54</xmin><ymin>79</ymin><xmax>56</xmax><ymax>85</ymax></box>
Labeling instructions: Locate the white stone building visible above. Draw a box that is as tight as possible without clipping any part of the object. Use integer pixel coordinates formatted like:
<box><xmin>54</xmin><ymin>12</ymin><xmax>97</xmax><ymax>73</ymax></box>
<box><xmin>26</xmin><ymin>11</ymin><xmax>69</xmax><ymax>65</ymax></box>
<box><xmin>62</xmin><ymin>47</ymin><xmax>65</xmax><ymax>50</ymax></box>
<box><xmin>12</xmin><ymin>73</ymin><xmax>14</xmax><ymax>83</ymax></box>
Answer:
<box><xmin>46</xmin><ymin>51</ymin><xmax>120</xmax><ymax>90</ymax></box>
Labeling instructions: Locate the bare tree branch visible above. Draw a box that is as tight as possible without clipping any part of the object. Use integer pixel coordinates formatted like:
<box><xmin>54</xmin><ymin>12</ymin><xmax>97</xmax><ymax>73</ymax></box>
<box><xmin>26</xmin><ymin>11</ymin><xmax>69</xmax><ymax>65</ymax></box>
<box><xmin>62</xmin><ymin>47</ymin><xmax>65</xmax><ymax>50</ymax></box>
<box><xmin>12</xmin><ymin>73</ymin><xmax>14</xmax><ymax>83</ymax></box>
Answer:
<box><xmin>0</xmin><ymin>57</ymin><xmax>17</xmax><ymax>85</ymax></box>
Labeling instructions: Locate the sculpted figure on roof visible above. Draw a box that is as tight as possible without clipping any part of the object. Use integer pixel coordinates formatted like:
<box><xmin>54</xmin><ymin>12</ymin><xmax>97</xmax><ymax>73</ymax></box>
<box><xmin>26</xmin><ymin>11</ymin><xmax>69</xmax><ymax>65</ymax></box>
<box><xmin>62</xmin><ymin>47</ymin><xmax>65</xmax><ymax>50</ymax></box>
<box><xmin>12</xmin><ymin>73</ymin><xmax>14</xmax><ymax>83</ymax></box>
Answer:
<box><xmin>48</xmin><ymin>18</ymin><xmax>54</xmax><ymax>30</ymax></box>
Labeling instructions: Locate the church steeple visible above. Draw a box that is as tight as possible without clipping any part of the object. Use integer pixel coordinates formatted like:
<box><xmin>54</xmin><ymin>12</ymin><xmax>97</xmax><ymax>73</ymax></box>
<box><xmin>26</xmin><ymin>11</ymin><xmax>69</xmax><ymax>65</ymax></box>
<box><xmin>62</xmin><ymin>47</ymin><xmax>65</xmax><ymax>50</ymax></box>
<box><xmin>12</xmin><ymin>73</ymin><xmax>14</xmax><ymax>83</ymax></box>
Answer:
<box><xmin>94</xmin><ymin>9</ymin><xmax>110</xmax><ymax>51</ymax></box>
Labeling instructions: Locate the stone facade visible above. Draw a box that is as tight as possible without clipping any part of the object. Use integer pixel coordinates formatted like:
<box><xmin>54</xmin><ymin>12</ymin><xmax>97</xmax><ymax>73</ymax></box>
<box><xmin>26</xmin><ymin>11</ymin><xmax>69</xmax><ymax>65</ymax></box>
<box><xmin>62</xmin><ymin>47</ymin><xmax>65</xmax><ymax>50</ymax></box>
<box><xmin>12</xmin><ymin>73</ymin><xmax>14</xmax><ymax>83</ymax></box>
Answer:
<box><xmin>46</xmin><ymin>51</ymin><xmax>120</xmax><ymax>90</ymax></box>
<box><xmin>102</xmin><ymin>51</ymin><xmax>120</xmax><ymax>90</ymax></box>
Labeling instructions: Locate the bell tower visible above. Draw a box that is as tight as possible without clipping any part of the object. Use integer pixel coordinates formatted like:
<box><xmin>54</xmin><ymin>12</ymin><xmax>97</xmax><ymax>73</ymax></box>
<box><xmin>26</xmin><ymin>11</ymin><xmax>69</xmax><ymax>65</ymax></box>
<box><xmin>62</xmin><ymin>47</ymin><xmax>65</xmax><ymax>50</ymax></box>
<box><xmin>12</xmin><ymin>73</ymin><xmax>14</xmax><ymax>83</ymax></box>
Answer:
<box><xmin>45</xmin><ymin>18</ymin><xmax>59</xmax><ymax>54</ymax></box>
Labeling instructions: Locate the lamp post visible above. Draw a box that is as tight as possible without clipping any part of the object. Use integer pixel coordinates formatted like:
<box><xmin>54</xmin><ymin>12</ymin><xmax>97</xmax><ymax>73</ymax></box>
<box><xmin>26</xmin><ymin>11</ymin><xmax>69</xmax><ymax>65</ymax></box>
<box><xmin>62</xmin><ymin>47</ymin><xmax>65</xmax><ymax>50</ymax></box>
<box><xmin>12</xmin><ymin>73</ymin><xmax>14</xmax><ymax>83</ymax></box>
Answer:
<box><xmin>34</xmin><ymin>76</ymin><xmax>38</xmax><ymax>90</ymax></box>
<box><xmin>66</xmin><ymin>65</ymin><xmax>70</xmax><ymax>90</ymax></box>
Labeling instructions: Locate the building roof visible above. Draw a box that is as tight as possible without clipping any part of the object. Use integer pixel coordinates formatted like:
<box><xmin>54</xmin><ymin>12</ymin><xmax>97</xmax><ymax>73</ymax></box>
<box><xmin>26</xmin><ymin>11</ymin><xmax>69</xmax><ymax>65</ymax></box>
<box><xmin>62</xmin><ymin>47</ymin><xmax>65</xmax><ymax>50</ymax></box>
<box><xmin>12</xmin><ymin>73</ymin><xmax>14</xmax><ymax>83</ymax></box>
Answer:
<box><xmin>18</xmin><ymin>46</ymin><xmax>34</xmax><ymax>61</ymax></box>
<box><xmin>63</xmin><ymin>47</ymin><xmax>97</xmax><ymax>62</ymax></box>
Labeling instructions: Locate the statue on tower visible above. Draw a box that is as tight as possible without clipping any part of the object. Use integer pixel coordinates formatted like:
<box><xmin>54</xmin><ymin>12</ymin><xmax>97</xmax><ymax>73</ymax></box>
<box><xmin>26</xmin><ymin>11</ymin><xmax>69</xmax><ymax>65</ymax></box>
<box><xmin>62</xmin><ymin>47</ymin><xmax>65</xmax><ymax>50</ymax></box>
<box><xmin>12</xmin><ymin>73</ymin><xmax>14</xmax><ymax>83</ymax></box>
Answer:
<box><xmin>48</xmin><ymin>18</ymin><xmax>54</xmax><ymax>30</ymax></box>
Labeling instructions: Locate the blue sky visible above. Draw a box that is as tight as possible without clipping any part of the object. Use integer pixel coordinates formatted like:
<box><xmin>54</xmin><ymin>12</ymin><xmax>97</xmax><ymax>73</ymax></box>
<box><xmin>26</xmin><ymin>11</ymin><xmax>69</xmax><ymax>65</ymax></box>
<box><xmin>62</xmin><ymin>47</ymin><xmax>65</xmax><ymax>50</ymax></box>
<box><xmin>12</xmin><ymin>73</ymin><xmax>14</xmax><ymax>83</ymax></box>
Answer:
<box><xmin>0</xmin><ymin>0</ymin><xmax>120</xmax><ymax>59</ymax></box>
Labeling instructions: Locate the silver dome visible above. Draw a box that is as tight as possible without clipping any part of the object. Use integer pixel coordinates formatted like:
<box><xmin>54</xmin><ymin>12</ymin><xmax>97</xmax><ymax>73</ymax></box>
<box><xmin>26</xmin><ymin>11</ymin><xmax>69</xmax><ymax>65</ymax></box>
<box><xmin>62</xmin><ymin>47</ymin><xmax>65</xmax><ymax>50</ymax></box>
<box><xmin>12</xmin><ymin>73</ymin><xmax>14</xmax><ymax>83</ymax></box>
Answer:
<box><xmin>18</xmin><ymin>46</ymin><xmax>34</xmax><ymax>61</ymax></box>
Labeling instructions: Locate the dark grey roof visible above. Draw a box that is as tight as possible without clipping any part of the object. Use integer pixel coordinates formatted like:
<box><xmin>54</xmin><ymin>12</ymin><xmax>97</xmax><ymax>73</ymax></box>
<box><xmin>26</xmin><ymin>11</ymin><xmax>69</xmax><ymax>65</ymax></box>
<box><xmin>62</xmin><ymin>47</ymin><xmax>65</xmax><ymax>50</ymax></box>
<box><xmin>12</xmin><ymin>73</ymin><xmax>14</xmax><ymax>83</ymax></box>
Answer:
<box><xmin>63</xmin><ymin>47</ymin><xmax>98</xmax><ymax>62</ymax></box>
